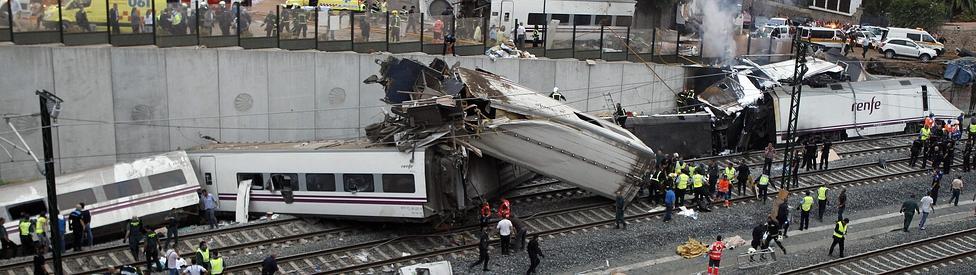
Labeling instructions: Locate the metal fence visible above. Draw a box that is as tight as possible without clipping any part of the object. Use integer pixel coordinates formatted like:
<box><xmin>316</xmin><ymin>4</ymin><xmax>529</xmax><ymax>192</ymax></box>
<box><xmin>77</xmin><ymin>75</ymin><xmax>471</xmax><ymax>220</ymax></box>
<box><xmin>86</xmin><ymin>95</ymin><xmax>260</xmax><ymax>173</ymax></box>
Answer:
<box><xmin>0</xmin><ymin>1</ymin><xmax>783</xmax><ymax>62</ymax></box>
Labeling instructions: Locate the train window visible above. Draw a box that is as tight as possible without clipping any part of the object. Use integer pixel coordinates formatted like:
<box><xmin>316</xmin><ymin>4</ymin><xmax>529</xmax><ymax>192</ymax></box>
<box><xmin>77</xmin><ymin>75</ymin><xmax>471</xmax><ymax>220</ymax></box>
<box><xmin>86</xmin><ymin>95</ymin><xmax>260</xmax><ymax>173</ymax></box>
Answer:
<box><xmin>57</xmin><ymin>189</ymin><xmax>96</xmax><ymax>210</ymax></box>
<box><xmin>148</xmin><ymin>170</ymin><xmax>187</xmax><ymax>190</ymax></box>
<box><xmin>343</xmin><ymin>174</ymin><xmax>375</xmax><ymax>193</ymax></box>
<box><xmin>596</xmin><ymin>15</ymin><xmax>611</xmax><ymax>26</ymax></box>
<box><xmin>306</xmin><ymin>173</ymin><xmax>337</xmax><ymax>191</ymax></box>
<box><xmin>615</xmin><ymin>16</ymin><xmax>632</xmax><ymax>27</ymax></box>
<box><xmin>237</xmin><ymin>173</ymin><xmax>264</xmax><ymax>190</ymax></box>
<box><xmin>551</xmin><ymin>14</ymin><xmax>570</xmax><ymax>25</ymax></box>
<box><xmin>527</xmin><ymin>13</ymin><xmax>547</xmax><ymax>25</ymax></box>
<box><xmin>102</xmin><ymin>179</ymin><xmax>144</xmax><ymax>200</ymax></box>
<box><xmin>270</xmin><ymin>173</ymin><xmax>299</xmax><ymax>190</ymax></box>
<box><xmin>8</xmin><ymin>200</ymin><xmax>47</xmax><ymax>219</ymax></box>
<box><xmin>504</xmin><ymin>12</ymin><xmax>510</xmax><ymax>22</ymax></box>
<box><xmin>573</xmin><ymin>15</ymin><xmax>591</xmax><ymax>26</ymax></box>
<box><xmin>382</xmin><ymin>174</ymin><xmax>416</xmax><ymax>193</ymax></box>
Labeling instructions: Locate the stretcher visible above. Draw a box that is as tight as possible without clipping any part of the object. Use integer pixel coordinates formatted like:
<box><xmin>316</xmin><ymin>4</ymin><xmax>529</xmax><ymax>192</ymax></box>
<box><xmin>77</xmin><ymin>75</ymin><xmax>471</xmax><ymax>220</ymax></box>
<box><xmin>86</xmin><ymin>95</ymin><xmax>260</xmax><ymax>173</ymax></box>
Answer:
<box><xmin>736</xmin><ymin>248</ymin><xmax>777</xmax><ymax>269</ymax></box>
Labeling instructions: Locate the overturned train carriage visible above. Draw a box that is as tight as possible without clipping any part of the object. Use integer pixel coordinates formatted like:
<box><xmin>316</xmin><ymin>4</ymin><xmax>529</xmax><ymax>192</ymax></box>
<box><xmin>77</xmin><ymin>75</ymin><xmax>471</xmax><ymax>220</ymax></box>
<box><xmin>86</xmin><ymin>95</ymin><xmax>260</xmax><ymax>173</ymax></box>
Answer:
<box><xmin>365</xmin><ymin>57</ymin><xmax>655</xmax><ymax>202</ymax></box>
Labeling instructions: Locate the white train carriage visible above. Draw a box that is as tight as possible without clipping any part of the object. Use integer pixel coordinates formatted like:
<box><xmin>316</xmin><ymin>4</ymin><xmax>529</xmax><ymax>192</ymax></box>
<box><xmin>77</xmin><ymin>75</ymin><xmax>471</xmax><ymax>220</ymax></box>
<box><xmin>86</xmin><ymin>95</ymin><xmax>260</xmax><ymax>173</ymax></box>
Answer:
<box><xmin>2</xmin><ymin>151</ymin><xmax>201</xmax><ymax>245</ymax></box>
<box><xmin>187</xmin><ymin>140</ymin><xmax>520</xmax><ymax>222</ymax></box>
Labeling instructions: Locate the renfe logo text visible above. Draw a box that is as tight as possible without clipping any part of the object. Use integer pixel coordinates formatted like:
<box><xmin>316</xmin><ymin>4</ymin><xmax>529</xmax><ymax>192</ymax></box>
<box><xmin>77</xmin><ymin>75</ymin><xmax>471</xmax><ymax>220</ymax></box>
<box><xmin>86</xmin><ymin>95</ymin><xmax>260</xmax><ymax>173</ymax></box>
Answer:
<box><xmin>852</xmin><ymin>96</ymin><xmax>881</xmax><ymax>115</ymax></box>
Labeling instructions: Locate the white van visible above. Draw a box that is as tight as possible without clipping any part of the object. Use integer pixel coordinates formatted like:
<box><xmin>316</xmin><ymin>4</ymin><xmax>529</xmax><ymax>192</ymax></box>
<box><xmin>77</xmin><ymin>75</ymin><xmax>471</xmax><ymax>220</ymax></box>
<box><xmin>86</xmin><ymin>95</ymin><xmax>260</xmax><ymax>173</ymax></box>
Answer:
<box><xmin>882</xmin><ymin>27</ymin><xmax>944</xmax><ymax>55</ymax></box>
<box><xmin>798</xmin><ymin>27</ymin><xmax>846</xmax><ymax>49</ymax></box>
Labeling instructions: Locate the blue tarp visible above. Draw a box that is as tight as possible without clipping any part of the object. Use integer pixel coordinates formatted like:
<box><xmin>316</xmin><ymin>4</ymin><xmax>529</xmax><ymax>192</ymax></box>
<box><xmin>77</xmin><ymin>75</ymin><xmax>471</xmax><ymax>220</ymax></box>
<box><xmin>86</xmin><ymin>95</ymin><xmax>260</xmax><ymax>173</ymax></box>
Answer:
<box><xmin>944</xmin><ymin>57</ymin><xmax>976</xmax><ymax>85</ymax></box>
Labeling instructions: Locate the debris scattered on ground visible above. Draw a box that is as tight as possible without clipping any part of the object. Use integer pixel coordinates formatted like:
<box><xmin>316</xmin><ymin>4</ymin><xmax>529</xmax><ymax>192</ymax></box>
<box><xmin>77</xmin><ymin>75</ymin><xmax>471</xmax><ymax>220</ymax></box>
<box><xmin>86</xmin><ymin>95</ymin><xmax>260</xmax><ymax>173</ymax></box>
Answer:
<box><xmin>485</xmin><ymin>41</ymin><xmax>537</xmax><ymax>60</ymax></box>
<box><xmin>677</xmin><ymin>206</ymin><xmax>699</xmax><ymax>220</ymax></box>
<box><xmin>676</xmin><ymin>237</ymin><xmax>709</xmax><ymax>259</ymax></box>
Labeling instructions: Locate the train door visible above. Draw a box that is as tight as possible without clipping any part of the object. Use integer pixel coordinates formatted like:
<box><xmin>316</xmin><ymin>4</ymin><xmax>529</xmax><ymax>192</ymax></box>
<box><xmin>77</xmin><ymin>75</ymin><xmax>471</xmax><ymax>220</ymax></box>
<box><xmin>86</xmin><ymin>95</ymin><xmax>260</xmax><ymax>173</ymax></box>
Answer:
<box><xmin>499</xmin><ymin>0</ymin><xmax>514</xmax><ymax>31</ymax></box>
<box><xmin>198</xmin><ymin>156</ymin><xmax>217</xmax><ymax>198</ymax></box>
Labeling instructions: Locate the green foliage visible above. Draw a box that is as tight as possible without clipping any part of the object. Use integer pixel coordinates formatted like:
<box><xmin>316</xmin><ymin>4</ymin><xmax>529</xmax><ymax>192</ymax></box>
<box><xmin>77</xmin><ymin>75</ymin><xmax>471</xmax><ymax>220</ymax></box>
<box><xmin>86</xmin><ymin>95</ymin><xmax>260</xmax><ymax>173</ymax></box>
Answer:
<box><xmin>886</xmin><ymin>0</ymin><xmax>947</xmax><ymax>30</ymax></box>
<box><xmin>861</xmin><ymin>0</ymin><xmax>892</xmax><ymax>16</ymax></box>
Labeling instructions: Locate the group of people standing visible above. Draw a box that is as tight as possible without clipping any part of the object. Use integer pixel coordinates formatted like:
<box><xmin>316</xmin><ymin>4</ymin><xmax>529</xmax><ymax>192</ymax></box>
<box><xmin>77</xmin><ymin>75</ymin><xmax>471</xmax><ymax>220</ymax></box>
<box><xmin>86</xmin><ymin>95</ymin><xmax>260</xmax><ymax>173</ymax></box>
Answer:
<box><xmin>471</xmin><ymin>198</ymin><xmax>545</xmax><ymax>274</ymax></box>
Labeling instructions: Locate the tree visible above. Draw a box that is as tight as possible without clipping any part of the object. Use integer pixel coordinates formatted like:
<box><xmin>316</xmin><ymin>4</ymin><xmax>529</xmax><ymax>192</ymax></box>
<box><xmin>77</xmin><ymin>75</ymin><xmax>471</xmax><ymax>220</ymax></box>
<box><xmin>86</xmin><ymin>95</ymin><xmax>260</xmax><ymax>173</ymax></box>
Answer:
<box><xmin>887</xmin><ymin>0</ymin><xmax>947</xmax><ymax>30</ymax></box>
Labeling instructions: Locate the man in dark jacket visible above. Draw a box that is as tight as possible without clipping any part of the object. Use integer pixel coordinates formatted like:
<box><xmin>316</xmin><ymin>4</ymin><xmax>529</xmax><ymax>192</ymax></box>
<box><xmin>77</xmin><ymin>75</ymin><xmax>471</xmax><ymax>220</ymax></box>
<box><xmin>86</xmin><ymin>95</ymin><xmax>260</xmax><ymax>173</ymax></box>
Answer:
<box><xmin>68</xmin><ymin>205</ymin><xmax>84</xmax><ymax>252</ymax></box>
<box><xmin>819</xmin><ymin>140</ymin><xmax>832</xmax><ymax>170</ymax></box>
<box><xmin>736</xmin><ymin>162</ymin><xmax>750</xmax><ymax>196</ymax></box>
<box><xmin>615</xmin><ymin>192</ymin><xmax>626</xmax><ymax>229</ymax></box>
<box><xmin>910</xmin><ymin>138</ymin><xmax>923</xmax><ymax>167</ymax></box>
<box><xmin>261</xmin><ymin>254</ymin><xmax>278</xmax><ymax>274</ymax></box>
<box><xmin>526</xmin><ymin>235</ymin><xmax>544</xmax><ymax>274</ymax></box>
<box><xmin>707</xmin><ymin>160</ymin><xmax>719</xmax><ymax>196</ymax></box>
<box><xmin>468</xmin><ymin>231</ymin><xmax>490</xmax><ymax>271</ymax></box>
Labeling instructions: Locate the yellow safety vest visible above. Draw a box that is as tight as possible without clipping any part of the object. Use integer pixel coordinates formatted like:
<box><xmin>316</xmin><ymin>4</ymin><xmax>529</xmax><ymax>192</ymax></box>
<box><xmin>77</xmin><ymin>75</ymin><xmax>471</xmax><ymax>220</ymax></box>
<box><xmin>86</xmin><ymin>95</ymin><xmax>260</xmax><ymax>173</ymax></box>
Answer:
<box><xmin>19</xmin><ymin>220</ymin><xmax>31</xmax><ymax>236</ymax></box>
<box><xmin>210</xmin><ymin>257</ymin><xmax>224</xmax><ymax>274</ymax></box>
<box><xmin>818</xmin><ymin>186</ymin><xmax>828</xmax><ymax>200</ymax></box>
<box><xmin>833</xmin><ymin>221</ymin><xmax>847</xmax><ymax>238</ymax></box>
<box><xmin>724</xmin><ymin>167</ymin><xmax>735</xmax><ymax>180</ymax></box>
<box><xmin>35</xmin><ymin>216</ymin><xmax>47</xmax><ymax>234</ymax></box>
<box><xmin>692</xmin><ymin>174</ymin><xmax>704</xmax><ymax>188</ymax></box>
<box><xmin>172</xmin><ymin>12</ymin><xmax>182</xmax><ymax>25</ymax></box>
<box><xmin>677</xmin><ymin>173</ymin><xmax>689</xmax><ymax>190</ymax></box>
<box><xmin>688</xmin><ymin>165</ymin><xmax>698</xmax><ymax>175</ymax></box>
<box><xmin>801</xmin><ymin>196</ymin><xmax>814</xmax><ymax>211</ymax></box>
<box><xmin>674</xmin><ymin>161</ymin><xmax>686</xmax><ymax>174</ymax></box>
<box><xmin>970</xmin><ymin>123</ymin><xmax>976</xmax><ymax>134</ymax></box>
<box><xmin>198</xmin><ymin>248</ymin><xmax>210</xmax><ymax>262</ymax></box>
<box><xmin>758</xmin><ymin>175</ymin><xmax>769</xmax><ymax>186</ymax></box>
<box><xmin>920</xmin><ymin>127</ymin><xmax>931</xmax><ymax>141</ymax></box>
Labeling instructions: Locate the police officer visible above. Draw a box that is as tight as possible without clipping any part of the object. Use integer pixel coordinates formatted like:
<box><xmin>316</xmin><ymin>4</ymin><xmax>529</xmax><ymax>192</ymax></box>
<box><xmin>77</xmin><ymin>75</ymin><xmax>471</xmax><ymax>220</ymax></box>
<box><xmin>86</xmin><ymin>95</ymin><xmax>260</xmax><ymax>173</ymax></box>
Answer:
<box><xmin>817</xmin><ymin>184</ymin><xmax>829</xmax><ymax>222</ymax></box>
<box><xmin>196</xmin><ymin>241</ymin><xmax>211</xmax><ymax>270</ymax></box>
<box><xmin>757</xmin><ymin>174</ymin><xmax>770</xmax><ymax>203</ymax></box>
<box><xmin>18</xmin><ymin>213</ymin><xmax>33</xmax><ymax>256</ymax></box>
<box><xmin>909</xmin><ymin>138</ymin><xmax>923</xmax><ymax>167</ymax></box>
<box><xmin>144</xmin><ymin>226</ymin><xmax>162</xmax><ymax>272</ymax></box>
<box><xmin>675</xmin><ymin>170</ymin><xmax>690</xmax><ymax>206</ymax></box>
<box><xmin>828</xmin><ymin>218</ymin><xmax>850</xmax><ymax>257</ymax></box>
<box><xmin>648</xmin><ymin>166</ymin><xmax>664</xmax><ymax>205</ymax></box>
<box><xmin>124</xmin><ymin>216</ymin><xmax>143</xmax><ymax>260</ymax></box>
<box><xmin>798</xmin><ymin>191</ymin><xmax>814</xmax><ymax>231</ymax></box>
<box><xmin>210</xmin><ymin>250</ymin><xmax>225</xmax><ymax>275</ymax></box>
<box><xmin>691</xmin><ymin>170</ymin><xmax>705</xmax><ymax>203</ymax></box>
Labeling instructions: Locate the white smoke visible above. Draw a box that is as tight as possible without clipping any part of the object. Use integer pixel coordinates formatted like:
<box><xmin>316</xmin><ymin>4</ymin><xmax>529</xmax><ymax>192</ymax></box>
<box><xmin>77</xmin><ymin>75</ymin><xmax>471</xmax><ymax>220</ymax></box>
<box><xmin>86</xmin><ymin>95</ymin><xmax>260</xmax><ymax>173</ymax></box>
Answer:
<box><xmin>688</xmin><ymin>0</ymin><xmax>740</xmax><ymax>65</ymax></box>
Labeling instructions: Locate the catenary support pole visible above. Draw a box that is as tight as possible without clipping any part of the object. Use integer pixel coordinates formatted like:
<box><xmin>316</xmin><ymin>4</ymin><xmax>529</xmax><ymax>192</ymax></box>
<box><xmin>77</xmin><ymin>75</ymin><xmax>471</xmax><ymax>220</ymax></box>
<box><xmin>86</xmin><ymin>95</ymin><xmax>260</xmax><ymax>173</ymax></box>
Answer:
<box><xmin>38</xmin><ymin>90</ymin><xmax>65</xmax><ymax>275</ymax></box>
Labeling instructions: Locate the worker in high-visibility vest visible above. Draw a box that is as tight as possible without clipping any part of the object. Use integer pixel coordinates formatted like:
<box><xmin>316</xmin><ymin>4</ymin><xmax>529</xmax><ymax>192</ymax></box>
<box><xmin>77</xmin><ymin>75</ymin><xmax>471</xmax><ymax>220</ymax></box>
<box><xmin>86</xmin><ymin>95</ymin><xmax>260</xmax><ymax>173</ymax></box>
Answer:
<box><xmin>674</xmin><ymin>160</ymin><xmax>686</xmax><ymax>175</ymax></box>
<box><xmin>828</xmin><ymin>218</ymin><xmax>850</xmax><ymax>257</ymax></box>
<box><xmin>797</xmin><ymin>191</ymin><xmax>814</xmax><ymax>231</ymax></box>
<box><xmin>210</xmin><ymin>250</ymin><xmax>225</xmax><ymax>274</ymax></box>
<box><xmin>18</xmin><ymin>214</ymin><xmax>33</xmax><ymax>256</ymax></box>
<box><xmin>756</xmin><ymin>174</ymin><xmax>770</xmax><ymax>203</ymax></box>
<box><xmin>676</xmin><ymin>171</ymin><xmax>690</xmax><ymax>206</ymax></box>
<box><xmin>723</xmin><ymin>164</ymin><xmax>736</xmax><ymax>194</ymax></box>
<box><xmin>817</xmin><ymin>185</ymin><xmax>829</xmax><ymax>222</ymax></box>
<box><xmin>920</xmin><ymin>125</ymin><xmax>932</xmax><ymax>159</ymax></box>
<box><xmin>691</xmin><ymin>172</ymin><xmax>705</xmax><ymax>203</ymax></box>
<box><xmin>969</xmin><ymin>117</ymin><xmax>976</xmax><ymax>140</ymax></box>
<box><xmin>196</xmin><ymin>241</ymin><xmax>212</xmax><ymax>270</ymax></box>
<box><xmin>34</xmin><ymin>211</ymin><xmax>49</xmax><ymax>249</ymax></box>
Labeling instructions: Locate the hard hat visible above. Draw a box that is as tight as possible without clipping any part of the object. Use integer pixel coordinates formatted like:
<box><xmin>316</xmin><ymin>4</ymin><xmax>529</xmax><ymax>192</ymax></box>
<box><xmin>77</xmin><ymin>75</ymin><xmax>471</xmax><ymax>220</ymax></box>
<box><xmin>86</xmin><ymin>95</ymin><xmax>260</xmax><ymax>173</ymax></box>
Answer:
<box><xmin>219</xmin><ymin>1</ymin><xmax>225</xmax><ymax>4</ymax></box>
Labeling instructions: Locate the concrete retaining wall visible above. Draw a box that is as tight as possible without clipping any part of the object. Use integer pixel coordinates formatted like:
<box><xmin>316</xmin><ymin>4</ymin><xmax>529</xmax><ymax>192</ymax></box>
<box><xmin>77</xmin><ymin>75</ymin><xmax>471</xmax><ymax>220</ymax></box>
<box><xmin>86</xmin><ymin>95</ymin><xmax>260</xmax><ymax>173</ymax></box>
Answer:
<box><xmin>0</xmin><ymin>45</ymin><xmax>683</xmax><ymax>182</ymax></box>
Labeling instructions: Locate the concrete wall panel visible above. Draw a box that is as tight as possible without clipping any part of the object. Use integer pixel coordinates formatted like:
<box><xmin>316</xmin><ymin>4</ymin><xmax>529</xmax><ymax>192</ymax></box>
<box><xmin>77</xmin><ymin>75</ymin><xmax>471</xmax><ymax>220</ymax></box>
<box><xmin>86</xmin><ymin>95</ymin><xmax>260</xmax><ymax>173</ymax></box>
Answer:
<box><xmin>52</xmin><ymin>47</ymin><xmax>117</xmax><ymax>174</ymax></box>
<box><xmin>586</xmin><ymin>62</ymin><xmax>624</xmax><ymax>113</ymax></box>
<box><xmin>553</xmin><ymin>60</ymin><xmax>590</xmax><ymax>111</ymax></box>
<box><xmin>480</xmin><ymin>58</ymin><xmax>520</xmax><ymax>82</ymax></box>
<box><xmin>0</xmin><ymin>47</ymin><xmax>57</xmax><ymax>181</ymax></box>
<box><xmin>111</xmin><ymin>48</ymin><xmax>170</xmax><ymax>161</ymax></box>
<box><xmin>218</xmin><ymin>50</ymin><xmax>271</xmax><ymax>142</ymax></box>
<box><xmin>517</xmin><ymin>59</ymin><xmax>555</xmax><ymax>93</ymax></box>
<box><xmin>359</xmin><ymin>53</ymin><xmax>389</xmax><ymax>127</ymax></box>
<box><xmin>315</xmin><ymin>52</ymin><xmax>362</xmax><ymax>139</ymax></box>
<box><xmin>268</xmin><ymin>51</ymin><xmax>316</xmax><ymax>141</ymax></box>
<box><xmin>165</xmin><ymin>49</ymin><xmax>220</xmax><ymax>149</ymax></box>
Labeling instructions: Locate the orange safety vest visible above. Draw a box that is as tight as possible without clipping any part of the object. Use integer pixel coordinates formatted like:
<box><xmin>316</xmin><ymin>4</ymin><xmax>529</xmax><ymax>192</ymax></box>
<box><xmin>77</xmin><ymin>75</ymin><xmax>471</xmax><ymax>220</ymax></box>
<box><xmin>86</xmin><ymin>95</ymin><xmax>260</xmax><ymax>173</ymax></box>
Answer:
<box><xmin>498</xmin><ymin>199</ymin><xmax>511</xmax><ymax>218</ymax></box>
<box><xmin>480</xmin><ymin>203</ymin><xmax>491</xmax><ymax>217</ymax></box>
<box><xmin>708</xmin><ymin>241</ymin><xmax>725</xmax><ymax>260</ymax></box>
<box><xmin>924</xmin><ymin>117</ymin><xmax>934</xmax><ymax>129</ymax></box>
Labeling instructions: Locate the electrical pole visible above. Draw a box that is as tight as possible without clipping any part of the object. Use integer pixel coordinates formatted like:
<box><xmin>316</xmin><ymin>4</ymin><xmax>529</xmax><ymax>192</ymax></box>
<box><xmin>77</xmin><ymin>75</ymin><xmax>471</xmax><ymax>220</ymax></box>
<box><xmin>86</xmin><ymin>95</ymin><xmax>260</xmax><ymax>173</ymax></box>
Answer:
<box><xmin>38</xmin><ymin>90</ymin><xmax>65</xmax><ymax>275</ymax></box>
<box><xmin>778</xmin><ymin>34</ymin><xmax>809</xmax><ymax>189</ymax></box>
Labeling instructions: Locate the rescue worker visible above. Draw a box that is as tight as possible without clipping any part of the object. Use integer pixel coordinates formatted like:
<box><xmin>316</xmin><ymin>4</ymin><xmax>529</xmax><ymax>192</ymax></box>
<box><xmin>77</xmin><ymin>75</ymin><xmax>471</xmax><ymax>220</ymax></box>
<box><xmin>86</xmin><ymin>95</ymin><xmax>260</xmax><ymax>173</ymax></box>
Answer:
<box><xmin>817</xmin><ymin>184</ymin><xmax>829</xmax><ymax>222</ymax></box>
<box><xmin>736</xmin><ymin>162</ymin><xmax>750</xmax><ymax>196</ymax></box>
<box><xmin>909</xmin><ymin>138</ymin><xmax>923</xmax><ymax>167</ymax></box>
<box><xmin>34</xmin><ymin>211</ymin><xmax>49</xmax><ymax>250</ymax></box>
<box><xmin>969</xmin><ymin>117</ymin><xmax>976</xmax><ymax>141</ymax></box>
<box><xmin>691</xmin><ymin>170</ymin><xmax>705</xmax><ymax>203</ymax></box>
<box><xmin>723</xmin><ymin>163</ymin><xmax>736</xmax><ymax>192</ymax></box>
<box><xmin>123</xmin><ymin>216</ymin><xmax>143</xmax><ymax>260</ymax></box>
<box><xmin>706</xmin><ymin>235</ymin><xmax>726</xmax><ymax>275</ymax></box>
<box><xmin>707</xmin><ymin>160</ymin><xmax>719</xmax><ymax>196</ymax></box>
<box><xmin>820</xmin><ymin>140</ymin><xmax>832</xmax><ymax>170</ymax></box>
<box><xmin>828</xmin><ymin>218</ymin><xmax>850</xmax><ymax>257</ymax></box>
<box><xmin>144</xmin><ymin>226</ymin><xmax>162</xmax><ymax>272</ymax></box>
<box><xmin>927</xmin><ymin>145</ymin><xmax>942</xmax><ymax>170</ymax></box>
<box><xmin>615</xmin><ymin>192</ymin><xmax>626</xmax><ymax>229</ymax></box>
<box><xmin>526</xmin><ymin>235</ymin><xmax>544</xmax><ymax>274</ymax></box>
<box><xmin>648</xmin><ymin>167</ymin><xmax>664</xmax><ymax>205</ymax></box>
<box><xmin>749</xmin><ymin>222</ymin><xmax>768</xmax><ymax>261</ymax></box>
<box><xmin>764</xmin><ymin>218</ymin><xmax>787</xmax><ymax>254</ymax></box>
<box><xmin>69</xmin><ymin>206</ymin><xmax>84</xmax><ymax>252</ymax></box>
<box><xmin>196</xmin><ymin>241</ymin><xmax>211</xmax><ymax>270</ymax></box>
<box><xmin>920</xmin><ymin>123</ymin><xmax>932</xmax><ymax>162</ymax></box>
<box><xmin>389</xmin><ymin>10</ymin><xmax>401</xmax><ymax>43</ymax></box>
<box><xmin>663</xmin><ymin>187</ymin><xmax>676</xmax><ymax>222</ymax></box>
<box><xmin>292</xmin><ymin>9</ymin><xmax>308</xmax><ymax>38</ymax></box>
<box><xmin>942</xmin><ymin>143</ymin><xmax>954</xmax><ymax>175</ymax></box>
<box><xmin>498</xmin><ymin>197</ymin><xmax>512</xmax><ymax>219</ymax></box>
<box><xmin>675</xmin><ymin>170</ymin><xmax>690</xmax><ymax>206</ymax></box>
<box><xmin>19</xmin><ymin>213</ymin><xmax>33</xmax><ymax>256</ymax></box>
<box><xmin>468</xmin><ymin>230</ymin><xmax>490</xmax><ymax>271</ymax></box>
<box><xmin>900</xmin><ymin>194</ymin><xmax>920</xmax><ymax>232</ymax></box>
<box><xmin>756</xmin><ymin>174</ymin><xmax>770</xmax><ymax>203</ymax></box>
<box><xmin>674</xmin><ymin>158</ymin><xmax>686</xmax><ymax>175</ymax></box>
<box><xmin>210</xmin><ymin>250</ymin><xmax>224</xmax><ymax>275</ymax></box>
<box><xmin>798</xmin><ymin>191</ymin><xmax>814</xmax><ymax>231</ymax></box>
<box><xmin>479</xmin><ymin>202</ymin><xmax>492</xmax><ymax>229</ymax></box>
<box><xmin>163</xmin><ymin>208</ymin><xmax>180</xmax><ymax>251</ymax></box>
<box><xmin>716</xmin><ymin>175</ymin><xmax>731</xmax><ymax>207</ymax></box>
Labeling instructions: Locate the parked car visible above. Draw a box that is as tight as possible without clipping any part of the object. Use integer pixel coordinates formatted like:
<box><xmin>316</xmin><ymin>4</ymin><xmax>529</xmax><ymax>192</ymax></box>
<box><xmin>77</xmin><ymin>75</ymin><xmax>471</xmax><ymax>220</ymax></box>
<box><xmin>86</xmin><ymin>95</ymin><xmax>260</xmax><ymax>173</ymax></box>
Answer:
<box><xmin>851</xmin><ymin>30</ymin><xmax>879</xmax><ymax>48</ymax></box>
<box><xmin>878</xmin><ymin>38</ymin><xmax>937</xmax><ymax>61</ymax></box>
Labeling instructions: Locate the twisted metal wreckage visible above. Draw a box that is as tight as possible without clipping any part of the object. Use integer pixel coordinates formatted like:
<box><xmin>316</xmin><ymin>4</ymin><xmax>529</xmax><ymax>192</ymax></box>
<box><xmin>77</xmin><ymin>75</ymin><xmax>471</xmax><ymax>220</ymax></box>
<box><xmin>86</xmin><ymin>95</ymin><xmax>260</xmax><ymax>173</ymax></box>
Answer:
<box><xmin>363</xmin><ymin>57</ymin><xmax>656</xmax><ymax>201</ymax></box>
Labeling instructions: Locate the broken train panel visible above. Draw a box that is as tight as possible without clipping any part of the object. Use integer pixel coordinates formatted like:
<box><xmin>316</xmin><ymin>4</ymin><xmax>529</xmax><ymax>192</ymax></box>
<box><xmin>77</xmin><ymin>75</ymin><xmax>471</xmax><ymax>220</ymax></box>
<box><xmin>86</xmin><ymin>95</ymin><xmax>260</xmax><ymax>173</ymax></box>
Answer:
<box><xmin>364</xmin><ymin>56</ymin><xmax>655</xmax><ymax>202</ymax></box>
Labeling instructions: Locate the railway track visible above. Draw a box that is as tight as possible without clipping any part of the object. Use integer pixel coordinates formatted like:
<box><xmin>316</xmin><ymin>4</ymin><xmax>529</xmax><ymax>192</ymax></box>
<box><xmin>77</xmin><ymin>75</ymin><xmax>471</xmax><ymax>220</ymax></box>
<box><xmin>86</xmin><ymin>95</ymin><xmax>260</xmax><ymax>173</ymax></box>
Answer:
<box><xmin>783</xmin><ymin>227</ymin><xmax>976</xmax><ymax>275</ymax></box>
<box><xmin>222</xmin><ymin>144</ymin><xmax>959</xmax><ymax>274</ymax></box>
<box><xmin>0</xmin><ymin>217</ymin><xmax>344</xmax><ymax>275</ymax></box>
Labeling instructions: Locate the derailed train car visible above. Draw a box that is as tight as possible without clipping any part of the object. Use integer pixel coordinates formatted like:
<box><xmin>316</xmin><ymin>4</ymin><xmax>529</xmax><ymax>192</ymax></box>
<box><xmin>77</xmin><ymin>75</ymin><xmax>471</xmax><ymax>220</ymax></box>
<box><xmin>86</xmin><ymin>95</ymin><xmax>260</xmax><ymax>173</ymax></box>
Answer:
<box><xmin>363</xmin><ymin>57</ymin><xmax>655</xmax><ymax>202</ymax></box>
<box><xmin>698</xmin><ymin>58</ymin><xmax>962</xmax><ymax>152</ymax></box>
